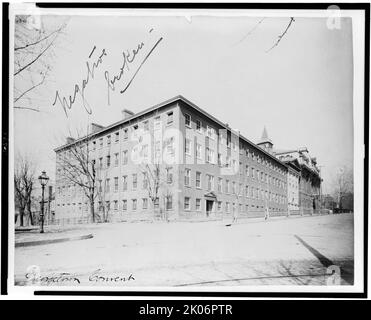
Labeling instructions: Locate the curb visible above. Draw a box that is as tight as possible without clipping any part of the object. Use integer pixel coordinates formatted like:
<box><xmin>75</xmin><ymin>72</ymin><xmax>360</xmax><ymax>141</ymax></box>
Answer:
<box><xmin>15</xmin><ymin>233</ymin><xmax>94</xmax><ymax>248</ymax></box>
<box><xmin>15</xmin><ymin>227</ymin><xmax>40</xmax><ymax>232</ymax></box>
<box><xmin>223</xmin><ymin>213</ymin><xmax>337</xmax><ymax>226</ymax></box>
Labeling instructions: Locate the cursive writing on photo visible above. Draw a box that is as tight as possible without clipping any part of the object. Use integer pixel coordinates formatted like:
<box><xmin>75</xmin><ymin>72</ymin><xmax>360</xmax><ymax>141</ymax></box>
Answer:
<box><xmin>104</xmin><ymin>35</ymin><xmax>163</xmax><ymax>105</ymax></box>
<box><xmin>88</xmin><ymin>269</ymin><xmax>135</xmax><ymax>283</ymax></box>
<box><xmin>26</xmin><ymin>271</ymin><xmax>81</xmax><ymax>285</ymax></box>
<box><xmin>52</xmin><ymin>46</ymin><xmax>107</xmax><ymax>117</ymax></box>
<box><xmin>51</xmin><ymin>28</ymin><xmax>163</xmax><ymax>117</ymax></box>
<box><xmin>25</xmin><ymin>269</ymin><xmax>135</xmax><ymax>285</ymax></box>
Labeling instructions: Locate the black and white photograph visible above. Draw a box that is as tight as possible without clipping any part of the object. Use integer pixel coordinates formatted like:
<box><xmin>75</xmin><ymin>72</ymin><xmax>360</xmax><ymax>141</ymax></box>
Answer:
<box><xmin>4</xmin><ymin>3</ymin><xmax>367</xmax><ymax>296</ymax></box>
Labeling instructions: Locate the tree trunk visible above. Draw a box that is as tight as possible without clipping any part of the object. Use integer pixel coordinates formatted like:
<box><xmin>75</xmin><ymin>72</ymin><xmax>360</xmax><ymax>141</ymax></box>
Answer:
<box><xmin>89</xmin><ymin>195</ymin><xmax>95</xmax><ymax>223</ymax></box>
<box><xmin>19</xmin><ymin>208</ymin><xmax>24</xmax><ymax>227</ymax></box>
<box><xmin>27</xmin><ymin>199</ymin><xmax>34</xmax><ymax>225</ymax></box>
<box><xmin>151</xmin><ymin>198</ymin><xmax>158</xmax><ymax>221</ymax></box>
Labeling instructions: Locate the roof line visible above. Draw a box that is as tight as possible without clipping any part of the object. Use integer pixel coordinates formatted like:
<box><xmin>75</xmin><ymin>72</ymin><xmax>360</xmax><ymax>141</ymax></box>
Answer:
<box><xmin>54</xmin><ymin>95</ymin><xmax>288</xmax><ymax>167</ymax></box>
<box><xmin>176</xmin><ymin>96</ymin><xmax>287</xmax><ymax>167</ymax></box>
<box><xmin>54</xmin><ymin>95</ymin><xmax>184</xmax><ymax>152</ymax></box>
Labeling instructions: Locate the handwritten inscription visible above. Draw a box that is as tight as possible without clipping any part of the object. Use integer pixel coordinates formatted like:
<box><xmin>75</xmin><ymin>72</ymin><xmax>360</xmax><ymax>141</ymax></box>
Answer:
<box><xmin>89</xmin><ymin>269</ymin><xmax>135</xmax><ymax>283</ymax></box>
<box><xmin>25</xmin><ymin>271</ymin><xmax>81</xmax><ymax>285</ymax></box>
<box><xmin>25</xmin><ymin>269</ymin><xmax>135</xmax><ymax>285</ymax></box>
<box><xmin>52</xmin><ymin>47</ymin><xmax>107</xmax><ymax>117</ymax></box>
<box><xmin>104</xmin><ymin>37</ymin><xmax>163</xmax><ymax>105</ymax></box>
<box><xmin>52</xmin><ymin>29</ymin><xmax>163</xmax><ymax>117</ymax></box>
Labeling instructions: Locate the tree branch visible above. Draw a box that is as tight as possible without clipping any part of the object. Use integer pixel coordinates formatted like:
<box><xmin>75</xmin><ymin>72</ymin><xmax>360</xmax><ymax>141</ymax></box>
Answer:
<box><xmin>14</xmin><ymin>33</ymin><xmax>59</xmax><ymax>76</ymax></box>
<box><xmin>14</xmin><ymin>68</ymin><xmax>49</xmax><ymax>103</ymax></box>
<box><xmin>266</xmin><ymin>17</ymin><xmax>295</xmax><ymax>53</ymax></box>
<box><xmin>14</xmin><ymin>24</ymin><xmax>66</xmax><ymax>51</ymax></box>
<box><xmin>234</xmin><ymin>17</ymin><xmax>266</xmax><ymax>46</ymax></box>
<box><xmin>14</xmin><ymin>106</ymin><xmax>40</xmax><ymax>112</ymax></box>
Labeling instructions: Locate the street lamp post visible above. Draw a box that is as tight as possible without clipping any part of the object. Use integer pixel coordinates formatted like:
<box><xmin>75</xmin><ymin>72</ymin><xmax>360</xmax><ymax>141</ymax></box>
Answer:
<box><xmin>38</xmin><ymin>171</ymin><xmax>49</xmax><ymax>233</ymax></box>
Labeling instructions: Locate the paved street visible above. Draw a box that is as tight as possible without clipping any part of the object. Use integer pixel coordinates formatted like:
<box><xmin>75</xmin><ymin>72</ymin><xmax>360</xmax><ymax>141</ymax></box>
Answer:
<box><xmin>14</xmin><ymin>213</ymin><xmax>354</xmax><ymax>287</ymax></box>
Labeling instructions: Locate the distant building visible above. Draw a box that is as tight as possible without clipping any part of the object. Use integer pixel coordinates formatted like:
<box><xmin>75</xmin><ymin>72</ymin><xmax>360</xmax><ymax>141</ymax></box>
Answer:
<box><xmin>275</xmin><ymin>148</ymin><xmax>321</xmax><ymax>215</ymax></box>
<box><xmin>285</xmin><ymin>159</ymin><xmax>301</xmax><ymax>213</ymax></box>
<box><xmin>322</xmin><ymin>194</ymin><xmax>336</xmax><ymax>211</ymax></box>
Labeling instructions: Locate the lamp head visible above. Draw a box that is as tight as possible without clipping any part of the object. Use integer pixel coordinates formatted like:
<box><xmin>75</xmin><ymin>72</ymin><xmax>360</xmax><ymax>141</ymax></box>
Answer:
<box><xmin>38</xmin><ymin>171</ymin><xmax>49</xmax><ymax>187</ymax></box>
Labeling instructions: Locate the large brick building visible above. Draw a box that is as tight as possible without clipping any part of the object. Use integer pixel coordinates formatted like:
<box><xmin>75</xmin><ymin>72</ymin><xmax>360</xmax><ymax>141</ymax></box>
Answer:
<box><xmin>275</xmin><ymin>148</ymin><xmax>322</xmax><ymax>215</ymax></box>
<box><xmin>54</xmin><ymin>96</ymin><xmax>319</xmax><ymax>222</ymax></box>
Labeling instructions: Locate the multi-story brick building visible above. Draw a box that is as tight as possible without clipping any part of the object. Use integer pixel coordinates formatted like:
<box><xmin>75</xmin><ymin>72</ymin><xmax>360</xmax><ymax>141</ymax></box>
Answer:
<box><xmin>275</xmin><ymin>148</ymin><xmax>321</xmax><ymax>215</ymax></box>
<box><xmin>282</xmin><ymin>158</ymin><xmax>301</xmax><ymax>213</ymax></box>
<box><xmin>55</xmin><ymin>96</ymin><xmax>317</xmax><ymax>223</ymax></box>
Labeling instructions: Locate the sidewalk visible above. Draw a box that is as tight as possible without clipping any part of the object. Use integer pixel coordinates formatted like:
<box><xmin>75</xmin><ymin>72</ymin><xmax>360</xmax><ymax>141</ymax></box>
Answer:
<box><xmin>14</xmin><ymin>212</ymin><xmax>341</xmax><ymax>247</ymax></box>
<box><xmin>15</xmin><ymin>227</ymin><xmax>94</xmax><ymax>248</ymax></box>
<box><xmin>227</xmin><ymin>212</ymin><xmax>334</xmax><ymax>225</ymax></box>
<box><xmin>177</xmin><ymin>211</ymin><xmax>333</xmax><ymax>225</ymax></box>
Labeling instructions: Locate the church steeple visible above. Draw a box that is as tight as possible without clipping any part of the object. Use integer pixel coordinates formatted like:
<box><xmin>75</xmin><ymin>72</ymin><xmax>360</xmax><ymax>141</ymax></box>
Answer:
<box><xmin>261</xmin><ymin>126</ymin><xmax>269</xmax><ymax>141</ymax></box>
<box><xmin>257</xmin><ymin>126</ymin><xmax>273</xmax><ymax>152</ymax></box>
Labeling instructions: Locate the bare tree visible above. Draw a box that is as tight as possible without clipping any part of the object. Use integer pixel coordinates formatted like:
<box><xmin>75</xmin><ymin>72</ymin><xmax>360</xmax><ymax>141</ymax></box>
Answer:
<box><xmin>332</xmin><ymin>166</ymin><xmax>354</xmax><ymax>210</ymax></box>
<box><xmin>14</xmin><ymin>154</ymin><xmax>36</xmax><ymax>226</ymax></box>
<box><xmin>231</xmin><ymin>179</ymin><xmax>241</xmax><ymax>223</ymax></box>
<box><xmin>161</xmin><ymin>166</ymin><xmax>173</xmax><ymax>222</ymax></box>
<box><xmin>14</xmin><ymin>15</ymin><xmax>67</xmax><ymax>112</ymax></box>
<box><xmin>142</xmin><ymin>162</ymin><xmax>173</xmax><ymax>221</ymax></box>
<box><xmin>142</xmin><ymin>163</ymin><xmax>161</xmax><ymax>220</ymax></box>
<box><xmin>56</xmin><ymin>135</ymin><xmax>98</xmax><ymax>222</ymax></box>
<box><xmin>96</xmin><ymin>167</ymin><xmax>111</xmax><ymax>222</ymax></box>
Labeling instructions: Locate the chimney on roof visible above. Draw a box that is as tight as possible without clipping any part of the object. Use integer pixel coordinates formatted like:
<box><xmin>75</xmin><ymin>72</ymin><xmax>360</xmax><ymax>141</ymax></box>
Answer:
<box><xmin>122</xmin><ymin>109</ymin><xmax>134</xmax><ymax>119</ymax></box>
<box><xmin>66</xmin><ymin>137</ymin><xmax>75</xmax><ymax>144</ymax></box>
<box><xmin>90</xmin><ymin>123</ymin><xmax>105</xmax><ymax>134</ymax></box>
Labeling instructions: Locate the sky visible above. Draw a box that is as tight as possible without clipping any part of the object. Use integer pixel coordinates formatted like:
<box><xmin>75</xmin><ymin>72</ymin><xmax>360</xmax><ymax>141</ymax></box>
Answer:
<box><xmin>13</xmin><ymin>13</ymin><xmax>354</xmax><ymax>194</ymax></box>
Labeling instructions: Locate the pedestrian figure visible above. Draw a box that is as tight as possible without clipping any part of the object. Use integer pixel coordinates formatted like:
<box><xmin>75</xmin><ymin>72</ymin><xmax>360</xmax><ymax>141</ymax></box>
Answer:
<box><xmin>232</xmin><ymin>208</ymin><xmax>238</xmax><ymax>223</ymax></box>
<box><xmin>264</xmin><ymin>205</ymin><xmax>269</xmax><ymax>220</ymax></box>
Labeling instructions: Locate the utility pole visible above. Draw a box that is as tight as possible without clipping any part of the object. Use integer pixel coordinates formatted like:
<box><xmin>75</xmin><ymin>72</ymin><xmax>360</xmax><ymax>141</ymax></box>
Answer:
<box><xmin>318</xmin><ymin>165</ymin><xmax>324</xmax><ymax>214</ymax></box>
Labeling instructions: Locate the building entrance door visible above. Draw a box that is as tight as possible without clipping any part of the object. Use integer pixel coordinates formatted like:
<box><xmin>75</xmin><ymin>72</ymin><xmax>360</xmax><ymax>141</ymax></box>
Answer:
<box><xmin>206</xmin><ymin>200</ymin><xmax>213</xmax><ymax>217</ymax></box>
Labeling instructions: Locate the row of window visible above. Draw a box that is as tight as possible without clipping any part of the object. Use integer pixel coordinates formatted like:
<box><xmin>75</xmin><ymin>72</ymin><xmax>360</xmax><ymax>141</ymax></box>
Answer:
<box><xmin>89</xmin><ymin>112</ymin><xmax>175</xmax><ymax>150</ymax></box>
<box><xmin>185</xmin><ymin>145</ymin><xmax>285</xmax><ymax>185</ymax></box>
<box><xmin>183</xmin><ymin>198</ymin><xmax>285</xmax><ymax>213</ymax></box>
<box><xmin>184</xmin><ymin>169</ymin><xmax>287</xmax><ymax>200</ymax></box>
<box><xmin>90</xmin><ymin>138</ymin><xmax>176</xmax><ymax>169</ymax></box>
<box><xmin>58</xmin><ymin>170</ymin><xmax>174</xmax><ymax>196</ymax></box>
<box><xmin>184</xmin><ymin>113</ymin><xmax>286</xmax><ymax>176</ymax></box>
<box><xmin>98</xmin><ymin>196</ymin><xmax>173</xmax><ymax>211</ymax></box>
<box><xmin>58</xmin><ymin>173</ymin><xmax>285</xmax><ymax>204</ymax></box>
<box><xmin>57</xmin><ymin>196</ymin><xmax>173</xmax><ymax>211</ymax></box>
<box><xmin>184</xmin><ymin>113</ymin><xmax>218</xmax><ymax>139</ymax></box>
<box><xmin>57</xmin><ymin>197</ymin><xmax>286</xmax><ymax>213</ymax></box>
<box><xmin>97</xmin><ymin>171</ymin><xmax>173</xmax><ymax>193</ymax></box>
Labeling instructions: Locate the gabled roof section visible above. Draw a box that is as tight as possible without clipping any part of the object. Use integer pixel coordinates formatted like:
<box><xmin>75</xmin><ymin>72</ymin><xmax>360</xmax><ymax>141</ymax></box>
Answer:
<box><xmin>282</xmin><ymin>157</ymin><xmax>301</xmax><ymax>172</ymax></box>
